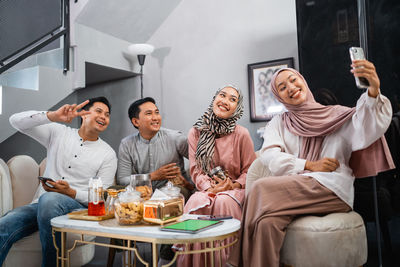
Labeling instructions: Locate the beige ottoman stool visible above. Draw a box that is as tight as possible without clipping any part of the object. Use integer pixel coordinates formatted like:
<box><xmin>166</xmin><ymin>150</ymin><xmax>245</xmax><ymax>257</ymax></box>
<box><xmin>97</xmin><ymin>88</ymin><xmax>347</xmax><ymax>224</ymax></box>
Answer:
<box><xmin>280</xmin><ymin>211</ymin><xmax>367</xmax><ymax>267</ymax></box>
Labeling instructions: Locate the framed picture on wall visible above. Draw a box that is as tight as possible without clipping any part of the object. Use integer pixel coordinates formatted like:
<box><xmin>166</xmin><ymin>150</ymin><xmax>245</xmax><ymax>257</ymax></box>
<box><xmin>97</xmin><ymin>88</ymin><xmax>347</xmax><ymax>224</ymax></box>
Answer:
<box><xmin>248</xmin><ymin>57</ymin><xmax>294</xmax><ymax>122</ymax></box>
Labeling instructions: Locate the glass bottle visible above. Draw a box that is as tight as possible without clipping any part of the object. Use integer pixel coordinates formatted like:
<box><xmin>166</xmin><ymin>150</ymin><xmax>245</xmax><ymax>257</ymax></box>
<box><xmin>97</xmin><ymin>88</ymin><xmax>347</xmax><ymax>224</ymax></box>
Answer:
<box><xmin>105</xmin><ymin>189</ymin><xmax>119</xmax><ymax>215</ymax></box>
<box><xmin>130</xmin><ymin>174</ymin><xmax>153</xmax><ymax>200</ymax></box>
<box><xmin>88</xmin><ymin>177</ymin><xmax>105</xmax><ymax>216</ymax></box>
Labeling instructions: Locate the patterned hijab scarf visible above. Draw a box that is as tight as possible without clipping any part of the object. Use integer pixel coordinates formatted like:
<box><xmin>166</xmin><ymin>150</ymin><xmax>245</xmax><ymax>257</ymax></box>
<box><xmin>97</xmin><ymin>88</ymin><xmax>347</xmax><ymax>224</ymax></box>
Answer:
<box><xmin>194</xmin><ymin>85</ymin><xmax>244</xmax><ymax>174</ymax></box>
<box><xmin>270</xmin><ymin>68</ymin><xmax>394</xmax><ymax>178</ymax></box>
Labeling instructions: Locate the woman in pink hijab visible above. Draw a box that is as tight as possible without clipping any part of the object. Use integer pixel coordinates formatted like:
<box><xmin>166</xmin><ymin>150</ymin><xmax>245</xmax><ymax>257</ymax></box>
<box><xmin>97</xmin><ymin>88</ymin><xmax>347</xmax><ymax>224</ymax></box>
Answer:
<box><xmin>228</xmin><ymin>59</ymin><xmax>394</xmax><ymax>267</ymax></box>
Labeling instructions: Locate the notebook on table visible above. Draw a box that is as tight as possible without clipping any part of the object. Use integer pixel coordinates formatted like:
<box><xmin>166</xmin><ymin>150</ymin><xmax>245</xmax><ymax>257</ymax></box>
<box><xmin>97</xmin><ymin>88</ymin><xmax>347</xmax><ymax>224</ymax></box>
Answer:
<box><xmin>160</xmin><ymin>219</ymin><xmax>223</xmax><ymax>234</ymax></box>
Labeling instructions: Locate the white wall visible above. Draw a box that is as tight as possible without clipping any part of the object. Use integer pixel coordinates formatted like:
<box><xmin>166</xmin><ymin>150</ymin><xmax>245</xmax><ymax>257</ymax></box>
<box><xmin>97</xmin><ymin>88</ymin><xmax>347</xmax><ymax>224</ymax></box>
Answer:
<box><xmin>144</xmin><ymin>0</ymin><xmax>298</xmax><ymax>149</ymax></box>
<box><xmin>0</xmin><ymin>0</ymin><xmax>298</xmax><ymax>162</ymax></box>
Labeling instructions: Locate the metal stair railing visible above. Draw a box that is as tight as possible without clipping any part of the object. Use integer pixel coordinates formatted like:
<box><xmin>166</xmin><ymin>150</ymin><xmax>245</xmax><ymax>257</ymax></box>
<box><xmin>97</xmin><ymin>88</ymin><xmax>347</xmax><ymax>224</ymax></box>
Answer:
<box><xmin>0</xmin><ymin>0</ymin><xmax>70</xmax><ymax>75</ymax></box>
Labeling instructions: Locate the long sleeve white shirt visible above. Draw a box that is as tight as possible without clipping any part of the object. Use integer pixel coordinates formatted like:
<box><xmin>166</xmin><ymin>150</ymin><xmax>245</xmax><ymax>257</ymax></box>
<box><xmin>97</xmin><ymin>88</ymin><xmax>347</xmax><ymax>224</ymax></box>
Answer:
<box><xmin>261</xmin><ymin>92</ymin><xmax>392</xmax><ymax>208</ymax></box>
<box><xmin>9</xmin><ymin>111</ymin><xmax>117</xmax><ymax>205</ymax></box>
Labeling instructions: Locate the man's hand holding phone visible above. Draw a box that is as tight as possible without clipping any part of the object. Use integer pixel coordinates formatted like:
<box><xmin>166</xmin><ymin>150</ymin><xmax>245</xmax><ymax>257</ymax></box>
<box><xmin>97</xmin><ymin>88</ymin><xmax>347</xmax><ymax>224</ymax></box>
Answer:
<box><xmin>38</xmin><ymin>176</ymin><xmax>55</xmax><ymax>188</ymax></box>
<box><xmin>38</xmin><ymin>176</ymin><xmax>77</xmax><ymax>198</ymax></box>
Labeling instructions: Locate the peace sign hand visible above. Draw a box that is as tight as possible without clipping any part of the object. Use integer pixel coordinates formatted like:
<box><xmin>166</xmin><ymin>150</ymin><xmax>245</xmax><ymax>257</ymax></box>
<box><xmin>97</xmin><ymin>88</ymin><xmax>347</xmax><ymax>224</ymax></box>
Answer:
<box><xmin>47</xmin><ymin>100</ymin><xmax>91</xmax><ymax>123</ymax></box>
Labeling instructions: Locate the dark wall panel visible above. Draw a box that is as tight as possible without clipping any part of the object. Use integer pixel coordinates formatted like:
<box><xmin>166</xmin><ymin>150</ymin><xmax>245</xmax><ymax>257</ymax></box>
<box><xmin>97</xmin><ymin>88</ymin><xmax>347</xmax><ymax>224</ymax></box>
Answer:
<box><xmin>0</xmin><ymin>0</ymin><xmax>62</xmax><ymax>61</ymax></box>
<box><xmin>297</xmin><ymin>0</ymin><xmax>400</xmax><ymax>112</ymax></box>
<box><xmin>296</xmin><ymin>0</ymin><xmax>361</xmax><ymax>107</ymax></box>
<box><xmin>366</xmin><ymin>0</ymin><xmax>400</xmax><ymax>112</ymax></box>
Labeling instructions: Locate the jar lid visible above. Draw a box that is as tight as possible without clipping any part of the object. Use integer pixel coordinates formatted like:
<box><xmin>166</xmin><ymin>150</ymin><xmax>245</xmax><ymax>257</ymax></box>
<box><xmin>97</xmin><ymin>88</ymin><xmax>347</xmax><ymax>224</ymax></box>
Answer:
<box><xmin>89</xmin><ymin>176</ymin><xmax>103</xmax><ymax>188</ymax></box>
<box><xmin>107</xmin><ymin>189</ymin><xmax>119</xmax><ymax>197</ymax></box>
<box><xmin>160</xmin><ymin>181</ymin><xmax>181</xmax><ymax>197</ymax></box>
<box><xmin>210</xmin><ymin>166</ymin><xmax>223</xmax><ymax>176</ymax></box>
<box><xmin>118</xmin><ymin>190</ymin><xmax>142</xmax><ymax>202</ymax></box>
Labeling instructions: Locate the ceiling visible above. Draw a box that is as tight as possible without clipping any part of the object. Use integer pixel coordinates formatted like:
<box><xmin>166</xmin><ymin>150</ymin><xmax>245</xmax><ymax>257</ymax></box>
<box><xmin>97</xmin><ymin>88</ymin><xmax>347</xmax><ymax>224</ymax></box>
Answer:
<box><xmin>76</xmin><ymin>0</ymin><xmax>182</xmax><ymax>43</ymax></box>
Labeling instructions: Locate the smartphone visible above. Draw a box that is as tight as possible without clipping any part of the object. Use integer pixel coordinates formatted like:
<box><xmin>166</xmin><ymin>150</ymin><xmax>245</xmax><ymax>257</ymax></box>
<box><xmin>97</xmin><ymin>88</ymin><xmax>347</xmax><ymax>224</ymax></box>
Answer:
<box><xmin>349</xmin><ymin>47</ymin><xmax>370</xmax><ymax>88</ymax></box>
<box><xmin>197</xmin><ymin>215</ymin><xmax>233</xmax><ymax>221</ymax></box>
<box><xmin>38</xmin><ymin>176</ymin><xmax>55</xmax><ymax>188</ymax></box>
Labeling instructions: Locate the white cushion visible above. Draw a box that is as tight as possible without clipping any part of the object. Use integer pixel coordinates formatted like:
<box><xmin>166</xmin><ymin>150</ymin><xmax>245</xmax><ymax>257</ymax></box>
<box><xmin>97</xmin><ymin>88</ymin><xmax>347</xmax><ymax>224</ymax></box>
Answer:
<box><xmin>281</xmin><ymin>211</ymin><xmax>368</xmax><ymax>267</ymax></box>
<box><xmin>39</xmin><ymin>158</ymin><xmax>47</xmax><ymax>177</ymax></box>
<box><xmin>7</xmin><ymin>155</ymin><xmax>40</xmax><ymax>208</ymax></box>
<box><xmin>246</xmin><ymin>157</ymin><xmax>271</xmax><ymax>195</ymax></box>
<box><xmin>287</xmin><ymin>211</ymin><xmax>364</xmax><ymax>232</ymax></box>
<box><xmin>0</xmin><ymin>158</ymin><xmax>13</xmax><ymax>215</ymax></box>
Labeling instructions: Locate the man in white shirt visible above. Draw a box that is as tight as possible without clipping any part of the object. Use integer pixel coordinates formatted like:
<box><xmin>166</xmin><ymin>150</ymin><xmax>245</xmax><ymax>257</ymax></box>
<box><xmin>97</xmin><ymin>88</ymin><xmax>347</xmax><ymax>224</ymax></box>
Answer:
<box><xmin>0</xmin><ymin>97</ymin><xmax>117</xmax><ymax>267</ymax></box>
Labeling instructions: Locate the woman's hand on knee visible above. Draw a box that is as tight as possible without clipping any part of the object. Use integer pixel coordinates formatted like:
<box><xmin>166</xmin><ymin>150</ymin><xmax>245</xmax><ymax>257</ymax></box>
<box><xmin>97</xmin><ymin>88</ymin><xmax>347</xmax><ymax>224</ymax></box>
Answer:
<box><xmin>305</xmin><ymin>157</ymin><xmax>340</xmax><ymax>172</ymax></box>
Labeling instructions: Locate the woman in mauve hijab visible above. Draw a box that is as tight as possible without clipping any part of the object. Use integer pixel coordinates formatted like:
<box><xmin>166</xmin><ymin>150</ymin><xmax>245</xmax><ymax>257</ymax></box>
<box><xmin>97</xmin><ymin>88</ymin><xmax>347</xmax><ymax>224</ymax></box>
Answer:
<box><xmin>228</xmin><ymin>59</ymin><xmax>394</xmax><ymax>267</ymax></box>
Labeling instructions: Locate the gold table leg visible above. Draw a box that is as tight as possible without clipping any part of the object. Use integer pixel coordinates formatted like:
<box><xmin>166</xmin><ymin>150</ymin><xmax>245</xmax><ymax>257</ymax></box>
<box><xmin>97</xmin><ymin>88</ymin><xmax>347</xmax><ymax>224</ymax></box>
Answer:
<box><xmin>152</xmin><ymin>242</ymin><xmax>158</xmax><ymax>267</ymax></box>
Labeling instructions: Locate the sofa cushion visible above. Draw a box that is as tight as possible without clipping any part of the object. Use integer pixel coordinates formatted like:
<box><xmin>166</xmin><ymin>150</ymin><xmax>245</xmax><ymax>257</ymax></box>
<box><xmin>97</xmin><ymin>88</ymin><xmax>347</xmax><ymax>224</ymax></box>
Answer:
<box><xmin>8</xmin><ymin>155</ymin><xmax>40</xmax><ymax>208</ymax></box>
<box><xmin>287</xmin><ymin>211</ymin><xmax>364</xmax><ymax>232</ymax></box>
<box><xmin>0</xmin><ymin>158</ymin><xmax>13</xmax><ymax>215</ymax></box>
<box><xmin>39</xmin><ymin>158</ymin><xmax>47</xmax><ymax>177</ymax></box>
<box><xmin>246</xmin><ymin>157</ymin><xmax>271</xmax><ymax>195</ymax></box>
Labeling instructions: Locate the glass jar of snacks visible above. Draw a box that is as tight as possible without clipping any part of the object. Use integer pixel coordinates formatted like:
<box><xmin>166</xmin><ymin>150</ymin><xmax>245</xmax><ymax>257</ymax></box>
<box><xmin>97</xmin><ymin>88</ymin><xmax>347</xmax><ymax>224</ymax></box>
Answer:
<box><xmin>114</xmin><ymin>191</ymin><xmax>143</xmax><ymax>225</ymax></box>
<box><xmin>130</xmin><ymin>174</ymin><xmax>153</xmax><ymax>200</ymax></box>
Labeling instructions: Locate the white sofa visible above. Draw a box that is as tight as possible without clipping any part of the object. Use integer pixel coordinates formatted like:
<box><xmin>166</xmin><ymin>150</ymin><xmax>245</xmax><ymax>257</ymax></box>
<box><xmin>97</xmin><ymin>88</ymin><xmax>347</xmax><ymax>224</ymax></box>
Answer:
<box><xmin>246</xmin><ymin>157</ymin><xmax>368</xmax><ymax>267</ymax></box>
<box><xmin>0</xmin><ymin>155</ymin><xmax>95</xmax><ymax>267</ymax></box>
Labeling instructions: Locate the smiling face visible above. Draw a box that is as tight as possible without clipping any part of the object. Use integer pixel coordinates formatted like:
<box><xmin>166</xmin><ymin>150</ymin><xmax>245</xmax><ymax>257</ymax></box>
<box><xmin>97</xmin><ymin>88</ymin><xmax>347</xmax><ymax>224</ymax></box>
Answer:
<box><xmin>82</xmin><ymin>102</ymin><xmax>110</xmax><ymax>133</ymax></box>
<box><xmin>212</xmin><ymin>87</ymin><xmax>239</xmax><ymax>119</ymax></box>
<box><xmin>275</xmin><ymin>70</ymin><xmax>308</xmax><ymax>106</ymax></box>
<box><xmin>131</xmin><ymin>101</ymin><xmax>161</xmax><ymax>138</ymax></box>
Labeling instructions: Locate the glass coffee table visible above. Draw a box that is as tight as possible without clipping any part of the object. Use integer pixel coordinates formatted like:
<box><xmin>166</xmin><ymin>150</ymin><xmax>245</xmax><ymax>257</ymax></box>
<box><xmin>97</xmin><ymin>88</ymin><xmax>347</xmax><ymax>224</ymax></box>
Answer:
<box><xmin>51</xmin><ymin>214</ymin><xmax>240</xmax><ymax>267</ymax></box>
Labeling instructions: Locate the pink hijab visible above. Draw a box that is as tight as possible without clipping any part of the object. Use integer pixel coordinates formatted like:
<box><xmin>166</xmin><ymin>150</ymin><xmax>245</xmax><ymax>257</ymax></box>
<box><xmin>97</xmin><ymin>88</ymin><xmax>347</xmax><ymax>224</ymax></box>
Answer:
<box><xmin>270</xmin><ymin>68</ymin><xmax>394</xmax><ymax>178</ymax></box>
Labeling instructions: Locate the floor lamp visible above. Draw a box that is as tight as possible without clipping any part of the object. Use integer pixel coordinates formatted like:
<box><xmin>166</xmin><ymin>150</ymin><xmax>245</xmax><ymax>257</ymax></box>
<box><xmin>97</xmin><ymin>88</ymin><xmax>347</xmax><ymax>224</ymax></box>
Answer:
<box><xmin>127</xmin><ymin>44</ymin><xmax>154</xmax><ymax>98</ymax></box>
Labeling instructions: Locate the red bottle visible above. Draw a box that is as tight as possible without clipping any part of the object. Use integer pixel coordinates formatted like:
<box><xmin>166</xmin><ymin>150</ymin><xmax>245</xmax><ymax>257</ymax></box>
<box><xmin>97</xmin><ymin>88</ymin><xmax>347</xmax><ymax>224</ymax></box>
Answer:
<box><xmin>88</xmin><ymin>201</ymin><xmax>105</xmax><ymax>216</ymax></box>
<box><xmin>88</xmin><ymin>177</ymin><xmax>105</xmax><ymax>216</ymax></box>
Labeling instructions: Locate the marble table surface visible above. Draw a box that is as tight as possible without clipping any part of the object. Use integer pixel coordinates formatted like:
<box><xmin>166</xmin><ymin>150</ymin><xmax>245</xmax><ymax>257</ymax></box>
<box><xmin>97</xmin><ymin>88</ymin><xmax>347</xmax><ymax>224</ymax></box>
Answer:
<box><xmin>51</xmin><ymin>214</ymin><xmax>240</xmax><ymax>241</ymax></box>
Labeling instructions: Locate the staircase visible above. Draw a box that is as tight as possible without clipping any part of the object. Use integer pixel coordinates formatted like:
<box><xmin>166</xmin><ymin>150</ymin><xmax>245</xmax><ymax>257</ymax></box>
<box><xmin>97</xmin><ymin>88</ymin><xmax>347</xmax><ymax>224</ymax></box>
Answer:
<box><xmin>0</xmin><ymin>1</ymin><xmax>140</xmax><ymax>143</ymax></box>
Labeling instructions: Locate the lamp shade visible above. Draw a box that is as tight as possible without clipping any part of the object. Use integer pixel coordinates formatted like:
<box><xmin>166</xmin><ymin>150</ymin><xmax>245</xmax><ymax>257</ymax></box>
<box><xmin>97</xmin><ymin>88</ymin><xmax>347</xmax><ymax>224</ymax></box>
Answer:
<box><xmin>128</xmin><ymin>44</ymin><xmax>154</xmax><ymax>56</ymax></box>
